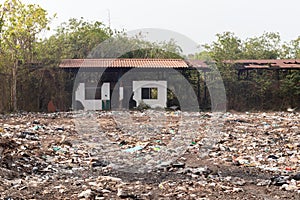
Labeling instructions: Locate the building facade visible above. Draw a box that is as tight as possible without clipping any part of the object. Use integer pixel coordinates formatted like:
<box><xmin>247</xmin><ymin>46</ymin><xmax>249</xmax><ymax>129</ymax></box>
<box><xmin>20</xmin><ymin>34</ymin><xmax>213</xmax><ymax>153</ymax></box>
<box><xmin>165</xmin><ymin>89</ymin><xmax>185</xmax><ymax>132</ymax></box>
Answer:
<box><xmin>59</xmin><ymin>58</ymin><xmax>208</xmax><ymax>110</ymax></box>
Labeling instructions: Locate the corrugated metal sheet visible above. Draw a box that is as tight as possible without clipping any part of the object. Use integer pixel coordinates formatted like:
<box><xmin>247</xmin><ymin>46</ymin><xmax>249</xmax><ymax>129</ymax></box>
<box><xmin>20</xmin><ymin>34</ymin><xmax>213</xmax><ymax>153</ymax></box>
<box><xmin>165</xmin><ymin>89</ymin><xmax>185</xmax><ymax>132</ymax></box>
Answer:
<box><xmin>185</xmin><ymin>59</ymin><xmax>208</xmax><ymax>68</ymax></box>
<box><xmin>225</xmin><ymin>59</ymin><xmax>300</xmax><ymax>64</ymax></box>
<box><xmin>225</xmin><ymin>59</ymin><xmax>300</xmax><ymax>69</ymax></box>
<box><xmin>59</xmin><ymin>59</ymin><xmax>191</xmax><ymax>68</ymax></box>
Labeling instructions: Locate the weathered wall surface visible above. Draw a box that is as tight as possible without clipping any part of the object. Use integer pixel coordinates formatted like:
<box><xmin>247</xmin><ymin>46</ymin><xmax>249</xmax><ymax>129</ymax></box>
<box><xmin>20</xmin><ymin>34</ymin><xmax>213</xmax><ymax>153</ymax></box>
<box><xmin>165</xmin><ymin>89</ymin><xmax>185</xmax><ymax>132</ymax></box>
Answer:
<box><xmin>132</xmin><ymin>81</ymin><xmax>167</xmax><ymax>108</ymax></box>
<box><xmin>75</xmin><ymin>83</ymin><xmax>110</xmax><ymax>110</ymax></box>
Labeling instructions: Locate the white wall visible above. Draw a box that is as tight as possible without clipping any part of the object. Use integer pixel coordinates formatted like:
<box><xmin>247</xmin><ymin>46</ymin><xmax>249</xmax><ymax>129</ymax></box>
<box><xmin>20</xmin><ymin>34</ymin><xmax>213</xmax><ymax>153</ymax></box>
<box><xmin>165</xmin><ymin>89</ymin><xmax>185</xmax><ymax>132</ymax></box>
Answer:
<box><xmin>75</xmin><ymin>82</ymin><xmax>110</xmax><ymax>110</ymax></box>
<box><xmin>101</xmin><ymin>83</ymin><xmax>110</xmax><ymax>100</ymax></box>
<box><xmin>132</xmin><ymin>81</ymin><xmax>167</xmax><ymax>108</ymax></box>
<box><xmin>75</xmin><ymin>81</ymin><xmax>167</xmax><ymax>110</ymax></box>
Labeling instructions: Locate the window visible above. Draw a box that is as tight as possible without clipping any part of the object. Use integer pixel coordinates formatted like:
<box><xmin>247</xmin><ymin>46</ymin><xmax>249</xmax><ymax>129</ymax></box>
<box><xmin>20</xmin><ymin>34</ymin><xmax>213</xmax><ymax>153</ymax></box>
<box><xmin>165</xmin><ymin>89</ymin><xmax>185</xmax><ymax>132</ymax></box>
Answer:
<box><xmin>142</xmin><ymin>88</ymin><xmax>158</xmax><ymax>99</ymax></box>
<box><xmin>85</xmin><ymin>83</ymin><xmax>101</xmax><ymax>100</ymax></box>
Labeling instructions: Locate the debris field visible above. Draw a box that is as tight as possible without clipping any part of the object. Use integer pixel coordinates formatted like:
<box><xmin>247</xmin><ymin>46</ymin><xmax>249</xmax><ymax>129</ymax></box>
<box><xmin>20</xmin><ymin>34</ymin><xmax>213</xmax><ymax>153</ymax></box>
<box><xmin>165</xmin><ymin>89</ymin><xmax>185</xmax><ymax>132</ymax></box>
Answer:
<box><xmin>0</xmin><ymin>110</ymin><xmax>300</xmax><ymax>199</ymax></box>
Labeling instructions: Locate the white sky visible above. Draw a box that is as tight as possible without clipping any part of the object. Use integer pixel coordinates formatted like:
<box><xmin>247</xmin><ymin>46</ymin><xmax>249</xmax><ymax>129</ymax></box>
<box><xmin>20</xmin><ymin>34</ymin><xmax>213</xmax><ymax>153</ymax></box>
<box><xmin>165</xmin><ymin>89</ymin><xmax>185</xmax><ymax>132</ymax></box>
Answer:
<box><xmin>17</xmin><ymin>0</ymin><xmax>300</xmax><ymax>47</ymax></box>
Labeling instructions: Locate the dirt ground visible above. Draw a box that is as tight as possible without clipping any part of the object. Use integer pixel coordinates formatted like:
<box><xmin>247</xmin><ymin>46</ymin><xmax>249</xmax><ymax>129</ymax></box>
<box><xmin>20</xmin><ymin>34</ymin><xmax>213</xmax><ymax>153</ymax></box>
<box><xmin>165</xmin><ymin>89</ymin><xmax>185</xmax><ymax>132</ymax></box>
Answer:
<box><xmin>0</xmin><ymin>111</ymin><xmax>299</xmax><ymax>199</ymax></box>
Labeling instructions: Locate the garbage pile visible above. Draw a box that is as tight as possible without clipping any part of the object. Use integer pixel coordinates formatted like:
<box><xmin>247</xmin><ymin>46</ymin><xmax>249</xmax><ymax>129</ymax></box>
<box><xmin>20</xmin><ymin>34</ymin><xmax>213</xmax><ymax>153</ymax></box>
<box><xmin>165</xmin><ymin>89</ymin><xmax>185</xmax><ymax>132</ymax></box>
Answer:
<box><xmin>0</xmin><ymin>111</ymin><xmax>299</xmax><ymax>199</ymax></box>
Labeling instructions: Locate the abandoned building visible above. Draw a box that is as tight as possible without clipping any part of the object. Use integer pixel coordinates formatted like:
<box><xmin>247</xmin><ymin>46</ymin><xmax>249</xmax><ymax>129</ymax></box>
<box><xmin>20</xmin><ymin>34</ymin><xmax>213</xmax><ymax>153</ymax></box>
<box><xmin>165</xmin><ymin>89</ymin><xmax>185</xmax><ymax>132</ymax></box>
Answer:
<box><xmin>59</xmin><ymin>58</ymin><xmax>300</xmax><ymax>111</ymax></box>
<box><xmin>59</xmin><ymin>58</ymin><xmax>209</xmax><ymax>110</ymax></box>
<box><xmin>225</xmin><ymin>59</ymin><xmax>300</xmax><ymax>79</ymax></box>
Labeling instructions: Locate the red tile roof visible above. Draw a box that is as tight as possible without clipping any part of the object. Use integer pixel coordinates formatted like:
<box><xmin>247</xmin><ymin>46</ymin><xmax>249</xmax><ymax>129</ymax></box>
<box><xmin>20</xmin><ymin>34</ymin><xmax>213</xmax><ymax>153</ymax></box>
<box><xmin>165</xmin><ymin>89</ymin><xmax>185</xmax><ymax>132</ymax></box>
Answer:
<box><xmin>60</xmin><ymin>58</ymin><xmax>191</xmax><ymax>68</ymax></box>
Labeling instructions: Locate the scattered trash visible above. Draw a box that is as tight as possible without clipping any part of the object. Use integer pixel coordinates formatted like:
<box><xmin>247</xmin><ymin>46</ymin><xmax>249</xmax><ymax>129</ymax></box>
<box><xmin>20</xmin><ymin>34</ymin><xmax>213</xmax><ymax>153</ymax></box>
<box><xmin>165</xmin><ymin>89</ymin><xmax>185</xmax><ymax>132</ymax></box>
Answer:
<box><xmin>172</xmin><ymin>162</ymin><xmax>185</xmax><ymax>168</ymax></box>
<box><xmin>53</xmin><ymin>146</ymin><xmax>61</xmax><ymax>152</ymax></box>
<box><xmin>78</xmin><ymin>189</ymin><xmax>94</xmax><ymax>198</ymax></box>
<box><xmin>271</xmin><ymin>176</ymin><xmax>289</xmax><ymax>186</ymax></box>
<box><xmin>119</xmin><ymin>140</ymin><xmax>127</xmax><ymax>146</ymax></box>
<box><xmin>152</xmin><ymin>146</ymin><xmax>161</xmax><ymax>151</ymax></box>
<box><xmin>47</xmin><ymin>100</ymin><xmax>56</xmax><ymax>113</ymax></box>
<box><xmin>267</xmin><ymin>155</ymin><xmax>279</xmax><ymax>160</ymax></box>
<box><xmin>90</xmin><ymin>159</ymin><xmax>109</xmax><ymax>168</ymax></box>
<box><xmin>0</xmin><ymin>111</ymin><xmax>299</xmax><ymax>199</ymax></box>
<box><xmin>124</xmin><ymin>146</ymin><xmax>143</xmax><ymax>153</ymax></box>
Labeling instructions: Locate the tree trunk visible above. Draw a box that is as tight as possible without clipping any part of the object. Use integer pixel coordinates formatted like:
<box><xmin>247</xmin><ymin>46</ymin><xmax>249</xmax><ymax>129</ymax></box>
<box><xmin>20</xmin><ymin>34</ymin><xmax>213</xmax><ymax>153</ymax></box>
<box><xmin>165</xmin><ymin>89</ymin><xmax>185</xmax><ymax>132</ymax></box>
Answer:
<box><xmin>11</xmin><ymin>59</ymin><xmax>17</xmax><ymax>111</ymax></box>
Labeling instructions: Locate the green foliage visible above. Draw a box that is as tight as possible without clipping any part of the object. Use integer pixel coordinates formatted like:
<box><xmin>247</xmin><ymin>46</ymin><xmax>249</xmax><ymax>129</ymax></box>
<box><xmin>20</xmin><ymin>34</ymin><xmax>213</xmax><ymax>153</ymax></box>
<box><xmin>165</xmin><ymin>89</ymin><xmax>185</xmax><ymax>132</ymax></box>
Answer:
<box><xmin>243</xmin><ymin>32</ymin><xmax>282</xmax><ymax>59</ymax></box>
<box><xmin>202</xmin><ymin>31</ymin><xmax>300</xmax><ymax>110</ymax></box>
<box><xmin>1</xmin><ymin>0</ymin><xmax>50</xmax><ymax>61</ymax></box>
<box><xmin>194</xmin><ymin>51</ymin><xmax>213</xmax><ymax>62</ymax></box>
<box><xmin>281</xmin><ymin>71</ymin><xmax>300</xmax><ymax>95</ymax></box>
<box><xmin>203</xmin><ymin>32</ymin><xmax>242</xmax><ymax>63</ymax></box>
<box><xmin>203</xmin><ymin>31</ymin><xmax>284</xmax><ymax>61</ymax></box>
<box><xmin>37</xmin><ymin>17</ymin><xmax>113</xmax><ymax>66</ymax></box>
<box><xmin>0</xmin><ymin>0</ymin><xmax>51</xmax><ymax>111</ymax></box>
<box><xmin>88</xmin><ymin>32</ymin><xmax>183</xmax><ymax>59</ymax></box>
<box><xmin>0</xmin><ymin>4</ymin><xmax>4</xmax><ymax>42</ymax></box>
<box><xmin>56</xmin><ymin>18</ymin><xmax>112</xmax><ymax>58</ymax></box>
<box><xmin>282</xmin><ymin>36</ymin><xmax>300</xmax><ymax>59</ymax></box>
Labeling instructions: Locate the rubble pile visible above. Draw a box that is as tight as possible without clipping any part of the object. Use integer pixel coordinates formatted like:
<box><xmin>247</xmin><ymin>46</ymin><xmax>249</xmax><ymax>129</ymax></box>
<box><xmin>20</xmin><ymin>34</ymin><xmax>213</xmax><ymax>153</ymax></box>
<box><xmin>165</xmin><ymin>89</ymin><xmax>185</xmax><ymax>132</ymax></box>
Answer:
<box><xmin>0</xmin><ymin>111</ymin><xmax>299</xmax><ymax>199</ymax></box>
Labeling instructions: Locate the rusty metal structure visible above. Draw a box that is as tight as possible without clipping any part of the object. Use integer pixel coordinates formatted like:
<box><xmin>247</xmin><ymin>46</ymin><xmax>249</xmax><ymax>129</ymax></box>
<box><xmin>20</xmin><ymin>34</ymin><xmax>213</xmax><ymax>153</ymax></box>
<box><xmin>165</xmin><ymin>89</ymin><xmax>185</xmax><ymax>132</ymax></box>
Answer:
<box><xmin>224</xmin><ymin>59</ymin><xmax>300</xmax><ymax>80</ymax></box>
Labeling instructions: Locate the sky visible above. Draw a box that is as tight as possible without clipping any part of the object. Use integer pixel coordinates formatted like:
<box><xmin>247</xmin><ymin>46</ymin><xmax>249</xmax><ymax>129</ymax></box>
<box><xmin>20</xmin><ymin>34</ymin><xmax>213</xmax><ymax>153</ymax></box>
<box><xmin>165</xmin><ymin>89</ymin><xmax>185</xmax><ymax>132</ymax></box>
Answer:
<box><xmin>16</xmin><ymin>0</ymin><xmax>300</xmax><ymax>52</ymax></box>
